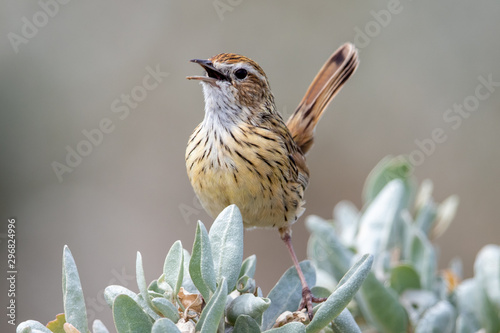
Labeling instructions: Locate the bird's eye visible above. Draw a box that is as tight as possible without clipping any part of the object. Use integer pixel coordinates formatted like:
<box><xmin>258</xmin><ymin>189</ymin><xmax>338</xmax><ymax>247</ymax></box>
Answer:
<box><xmin>234</xmin><ymin>68</ymin><xmax>248</xmax><ymax>80</ymax></box>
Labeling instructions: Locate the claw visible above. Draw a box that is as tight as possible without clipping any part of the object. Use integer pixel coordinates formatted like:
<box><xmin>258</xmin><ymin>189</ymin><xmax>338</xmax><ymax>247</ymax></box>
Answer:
<box><xmin>298</xmin><ymin>287</ymin><xmax>327</xmax><ymax>320</ymax></box>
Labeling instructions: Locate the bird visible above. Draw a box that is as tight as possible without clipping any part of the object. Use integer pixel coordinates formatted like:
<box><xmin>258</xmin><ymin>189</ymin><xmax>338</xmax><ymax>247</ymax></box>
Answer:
<box><xmin>185</xmin><ymin>43</ymin><xmax>359</xmax><ymax>319</ymax></box>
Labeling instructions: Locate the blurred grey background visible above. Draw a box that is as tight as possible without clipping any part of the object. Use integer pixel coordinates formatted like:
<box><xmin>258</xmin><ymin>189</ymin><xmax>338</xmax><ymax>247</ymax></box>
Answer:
<box><xmin>1</xmin><ymin>0</ymin><xmax>499</xmax><ymax>331</ymax></box>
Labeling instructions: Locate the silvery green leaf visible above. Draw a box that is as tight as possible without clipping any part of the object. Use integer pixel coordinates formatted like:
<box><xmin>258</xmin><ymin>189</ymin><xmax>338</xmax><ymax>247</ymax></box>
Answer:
<box><xmin>104</xmin><ymin>284</ymin><xmax>159</xmax><ymax>320</ymax></box>
<box><xmin>405</xmin><ymin>223</ymin><xmax>436</xmax><ymax>290</ymax></box>
<box><xmin>333</xmin><ymin>200</ymin><xmax>359</xmax><ymax>247</ymax></box>
<box><xmin>306</xmin><ymin>254</ymin><xmax>373</xmax><ymax>333</ymax></box>
<box><xmin>136</xmin><ymin>252</ymin><xmax>155</xmax><ymax>313</ymax></box>
<box><xmin>163</xmin><ymin>240</ymin><xmax>184</xmax><ymax>296</ymax></box>
<box><xmin>239</xmin><ymin>255</ymin><xmax>257</xmax><ymax>280</ymax></box>
<box><xmin>456</xmin><ymin>313</ymin><xmax>481</xmax><ymax>333</ymax></box>
<box><xmin>472</xmin><ymin>245</ymin><xmax>500</xmax><ymax>333</ymax></box>
<box><xmin>389</xmin><ymin>264</ymin><xmax>421</xmax><ymax>294</ymax></box>
<box><xmin>414</xmin><ymin>198</ymin><xmax>437</xmax><ymax>236</ymax></box>
<box><xmin>356</xmin><ymin>179</ymin><xmax>407</xmax><ymax>261</ymax></box>
<box><xmin>16</xmin><ymin>321</ymin><xmax>53</xmax><ymax>333</ymax></box>
<box><xmin>92</xmin><ymin>319</ymin><xmax>110</xmax><ymax>333</ymax></box>
<box><xmin>456</xmin><ymin>278</ymin><xmax>477</xmax><ymax>317</ymax></box>
<box><xmin>233</xmin><ymin>315</ymin><xmax>261</xmax><ymax>333</ymax></box>
<box><xmin>431</xmin><ymin>195</ymin><xmax>459</xmax><ymax>239</ymax></box>
<box><xmin>209</xmin><ymin>205</ymin><xmax>244</xmax><ymax>292</ymax></box>
<box><xmin>226</xmin><ymin>294</ymin><xmax>271</xmax><ymax>325</ymax></box>
<box><xmin>236</xmin><ymin>275</ymin><xmax>256</xmax><ymax>294</ymax></box>
<box><xmin>104</xmin><ymin>285</ymin><xmax>137</xmax><ymax>307</ymax></box>
<box><xmin>148</xmin><ymin>290</ymin><xmax>164</xmax><ymax>299</ymax></box>
<box><xmin>264</xmin><ymin>322</ymin><xmax>306</xmax><ymax>332</ymax></box>
<box><xmin>310</xmin><ymin>286</ymin><xmax>331</xmax><ymax>299</ymax></box>
<box><xmin>261</xmin><ymin>261</ymin><xmax>315</xmax><ymax>331</ymax></box>
<box><xmin>362</xmin><ymin>155</ymin><xmax>414</xmax><ymax>206</ymax></box>
<box><xmin>148</xmin><ymin>279</ymin><xmax>165</xmax><ymax>294</ymax></box>
<box><xmin>306</xmin><ymin>215</ymin><xmax>353</xmax><ymax>281</ymax></box>
<box><xmin>62</xmin><ymin>245</ymin><xmax>89</xmax><ymax>333</ymax></box>
<box><xmin>330</xmin><ymin>309</ymin><xmax>362</xmax><ymax>333</ymax></box>
<box><xmin>400</xmin><ymin>289</ymin><xmax>438</xmax><ymax>325</ymax></box>
<box><xmin>356</xmin><ymin>273</ymin><xmax>409</xmax><ymax>332</ymax></box>
<box><xmin>474</xmin><ymin>287</ymin><xmax>500</xmax><ymax>333</ymax></box>
<box><xmin>16</xmin><ymin>326</ymin><xmax>30</xmax><ymax>333</ymax></box>
<box><xmin>182</xmin><ymin>249</ymin><xmax>197</xmax><ymax>293</ymax></box>
<box><xmin>414</xmin><ymin>300</ymin><xmax>456</xmax><ymax>333</ymax></box>
<box><xmin>156</xmin><ymin>274</ymin><xmax>173</xmax><ymax>295</ymax></box>
<box><xmin>151</xmin><ymin>318</ymin><xmax>181</xmax><ymax>333</ymax></box>
<box><xmin>414</xmin><ymin>179</ymin><xmax>433</xmax><ymax>213</ymax></box>
<box><xmin>136</xmin><ymin>294</ymin><xmax>161</xmax><ymax>320</ymax></box>
<box><xmin>190</xmin><ymin>221</ymin><xmax>216</xmax><ymax>301</ymax></box>
<box><xmin>151</xmin><ymin>297</ymin><xmax>180</xmax><ymax>322</ymax></box>
<box><xmin>474</xmin><ymin>245</ymin><xmax>500</xmax><ymax>308</ymax></box>
<box><xmin>112</xmin><ymin>294</ymin><xmax>153</xmax><ymax>333</ymax></box>
<box><xmin>196</xmin><ymin>277</ymin><xmax>227</xmax><ymax>333</ymax></box>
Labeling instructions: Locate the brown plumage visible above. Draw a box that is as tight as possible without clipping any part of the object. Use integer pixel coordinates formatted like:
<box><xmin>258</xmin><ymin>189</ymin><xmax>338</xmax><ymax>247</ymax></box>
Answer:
<box><xmin>287</xmin><ymin>44</ymin><xmax>359</xmax><ymax>153</ymax></box>
<box><xmin>186</xmin><ymin>43</ymin><xmax>359</xmax><ymax>319</ymax></box>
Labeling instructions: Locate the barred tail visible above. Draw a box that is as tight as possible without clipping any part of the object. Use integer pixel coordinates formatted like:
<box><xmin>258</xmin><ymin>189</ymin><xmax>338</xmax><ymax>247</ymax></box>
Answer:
<box><xmin>286</xmin><ymin>43</ymin><xmax>359</xmax><ymax>154</ymax></box>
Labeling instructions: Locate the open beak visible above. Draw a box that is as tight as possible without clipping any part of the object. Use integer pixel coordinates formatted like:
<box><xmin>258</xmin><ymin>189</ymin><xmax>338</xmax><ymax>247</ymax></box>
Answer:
<box><xmin>186</xmin><ymin>59</ymin><xmax>228</xmax><ymax>82</ymax></box>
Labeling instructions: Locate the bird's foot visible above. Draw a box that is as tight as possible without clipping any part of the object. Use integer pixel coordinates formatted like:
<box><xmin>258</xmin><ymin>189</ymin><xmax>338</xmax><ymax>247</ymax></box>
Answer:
<box><xmin>298</xmin><ymin>287</ymin><xmax>327</xmax><ymax>320</ymax></box>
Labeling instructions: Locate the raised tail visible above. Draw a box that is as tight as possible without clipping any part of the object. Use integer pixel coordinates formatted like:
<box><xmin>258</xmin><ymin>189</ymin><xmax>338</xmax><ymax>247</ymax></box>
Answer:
<box><xmin>286</xmin><ymin>43</ymin><xmax>359</xmax><ymax>154</ymax></box>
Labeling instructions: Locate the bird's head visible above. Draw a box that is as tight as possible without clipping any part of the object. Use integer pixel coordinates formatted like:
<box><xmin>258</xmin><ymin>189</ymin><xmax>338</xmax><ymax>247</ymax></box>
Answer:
<box><xmin>187</xmin><ymin>53</ymin><xmax>274</xmax><ymax>119</ymax></box>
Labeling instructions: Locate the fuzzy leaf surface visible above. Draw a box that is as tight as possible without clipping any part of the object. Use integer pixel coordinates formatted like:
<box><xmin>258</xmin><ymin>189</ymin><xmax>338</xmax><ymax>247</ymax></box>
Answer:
<box><xmin>104</xmin><ymin>285</ymin><xmax>137</xmax><ymax>307</ymax></box>
<box><xmin>233</xmin><ymin>315</ymin><xmax>261</xmax><ymax>333</ymax></box>
<box><xmin>227</xmin><ymin>293</ymin><xmax>270</xmax><ymax>325</ymax></box>
<box><xmin>136</xmin><ymin>252</ymin><xmax>154</xmax><ymax>311</ymax></box>
<box><xmin>112</xmin><ymin>294</ymin><xmax>152</xmax><ymax>333</ymax></box>
<box><xmin>209</xmin><ymin>205</ymin><xmax>244</xmax><ymax>292</ymax></box>
<box><xmin>151</xmin><ymin>297</ymin><xmax>180</xmax><ymax>322</ymax></box>
<box><xmin>265</xmin><ymin>322</ymin><xmax>306</xmax><ymax>333</ymax></box>
<box><xmin>151</xmin><ymin>318</ymin><xmax>181</xmax><ymax>333</ymax></box>
<box><xmin>189</xmin><ymin>221</ymin><xmax>216</xmax><ymax>301</ymax></box>
<box><xmin>406</xmin><ymin>224</ymin><xmax>436</xmax><ymax>290</ymax></box>
<box><xmin>163</xmin><ymin>240</ymin><xmax>184</xmax><ymax>295</ymax></box>
<box><xmin>262</xmin><ymin>261</ymin><xmax>315</xmax><ymax>330</ymax></box>
<box><xmin>475</xmin><ymin>245</ymin><xmax>500</xmax><ymax>308</ymax></box>
<box><xmin>306</xmin><ymin>215</ymin><xmax>353</xmax><ymax>281</ymax></box>
<box><xmin>16</xmin><ymin>320</ymin><xmax>53</xmax><ymax>333</ymax></box>
<box><xmin>414</xmin><ymin>300</ymin><xmax>455</xmax><ymax>333</ymax></box>
<box><xmin>333</xmin><ymin>200</ymin><xmax>360</xmax><ymax>247</ymax></box>
<box><xmin>92</xmin><ymin>319</ymin><xmax>110</xmax><ymax>333</ymax></box>
<box><xmin>357</xmin><ymin>179</ymin><xmax>406</xmax><ymax>261</ymax></box>
<box><xmin>62</xmin><ymin>245</ymin><xmax>89</xmax><ymax>333</ymax></box>
<box><xmin>362</xmin><ymin>155</ymin><xmax>414</xmax><ymax>206</ymax></box>
<box><xmin>196</xmin><ymin>277</ymin><xmax>227</xmax><ymax>333</ymax></box>
<box><xmin>306</xmin><ymin>254</ymin><xmax>372</xmax><ymax>333</ymax></box>
<box><xmin>239</xmin><ymin>255</ymin><xmax>257</xmax><ymax>280</ymax></box>
<box><xmin>330</xmin><ymin>309</ymin><xmax>362</xmax><ymax>333</ymax></box>
<box><xmin>357</xmin><ymin>272</ymin><xmax>409</xmax><ymax>333</ymax></box>
<box><xmin>390</xmin><ymin>264</ymin><xmax>421</xmax><ymax>294</ymax></box>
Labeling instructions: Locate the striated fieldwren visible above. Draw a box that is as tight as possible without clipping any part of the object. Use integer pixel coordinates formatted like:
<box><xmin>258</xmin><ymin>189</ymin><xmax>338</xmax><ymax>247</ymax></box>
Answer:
<box><xmin>186</xmin><ymin>43</ymin><xmax>359</xmax><ymax>318</ymax></box>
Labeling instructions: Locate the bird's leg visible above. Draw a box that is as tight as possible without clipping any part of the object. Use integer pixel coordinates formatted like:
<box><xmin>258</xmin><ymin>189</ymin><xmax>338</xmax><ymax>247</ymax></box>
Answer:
<box><xmin>279</xmin><ymin>227</ymin><xmax>327</xmax><ymax>319</ymax></box>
